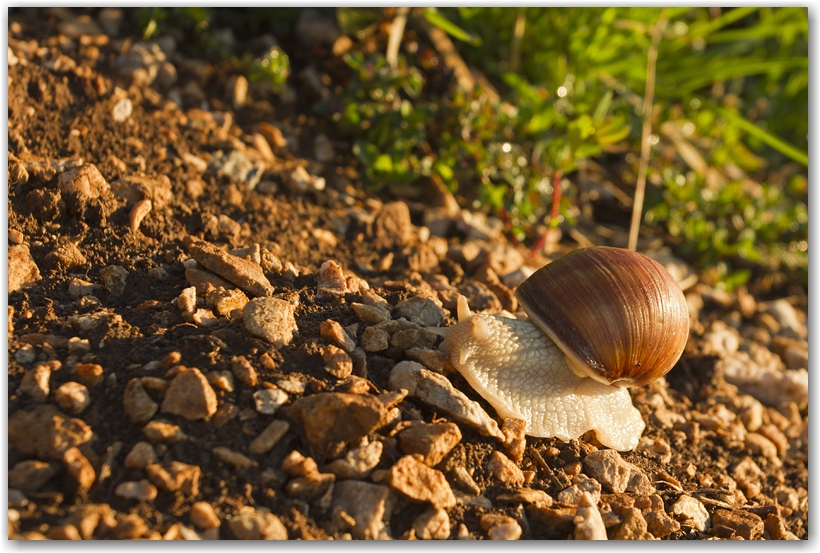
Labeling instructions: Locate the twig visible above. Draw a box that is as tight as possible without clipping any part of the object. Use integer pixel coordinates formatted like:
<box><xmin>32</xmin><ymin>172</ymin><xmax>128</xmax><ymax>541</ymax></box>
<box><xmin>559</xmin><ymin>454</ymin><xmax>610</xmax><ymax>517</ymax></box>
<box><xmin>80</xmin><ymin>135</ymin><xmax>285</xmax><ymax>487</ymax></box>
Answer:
<box><xmin>386</xmin><ymin>7</ymin><xmax>410</xmax><ymax>70</ymax></box>
<box><xmin>627</xmin><ymin>9</ymin><xmax>669</xmax><ymax>252</ymax></box>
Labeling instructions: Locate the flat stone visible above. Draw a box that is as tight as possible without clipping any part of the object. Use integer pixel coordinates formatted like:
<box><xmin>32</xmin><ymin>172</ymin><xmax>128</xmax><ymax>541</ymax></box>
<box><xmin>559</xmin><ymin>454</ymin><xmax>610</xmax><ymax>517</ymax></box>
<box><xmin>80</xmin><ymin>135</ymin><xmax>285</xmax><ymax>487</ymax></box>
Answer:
<box><xmin>583</xmin><ymin>449</ymin><xmax>654</xmax><ymax>494</ymax></box>
<box><xmin>54</xmin><ymin>381</ymin><xmax>91</xmax><ymax>414</ymax></box>
<box><xmin>142</xmin><ymin>420</ymin><xmax>188</xmax><ymax>442</ymax></box>
<box><xmin>228</xmin><ymin>508</ymin><xmax>288</xmax><ymax>540</ymax></box>
<box><xmin>331</xmin><ymin>480</ymin><xmax>395</xmax><ymax>540</ymax></box>
<box><xmin>351</xmin><ymin>302</ymin><xmax>392</xmax><ymax>324</ymax></box>
<box><xmin>413</xmin><ymin>507</ymin><xmax>451</xmax><ymax>540</ymax></box>
<box><xmin>386</xmin><ymin>455</ymin><xmax>456</xmax><ymax>509</ymax></box>
<box><xmin>123</xmin><ymin>378</ymin><xmax>158</xmax><ymax>424</ymax></box>
<box><xmin>185</xmin><ymin>263</ymin><xmax>235</xmax><ymax>296</ymax></box>
<box><xmin>388</xmin><ymin>361</ymin><xmax>504</xmax><ymax>440</ymax></box>
<box><xmin>115</xmin><ymin>479</ymin><xmax>157</xmax><ymax>501</ymax></box>
<box><xmin>243</xmin><ymin>297</ymin><xmax>298</xmax><ymax>348</ymax></box>
<box><xmin>396</xmin><ymin>296</ymin><xmax>446</xmax><ymax>326</ymax></box>
<box><xmin>8</xmin><ymin>460</ymin><xmax>58</xmax><ymax>491</ymax></box>
<box><xmin>253</xmin><ymin>388</ymin><xmax>289</xmax><ymax>415</ymax></box>
<box><xmin>249</xmin><ymin>420</ymin><xmax>290</xmax><ymax>455</ymax></box>
<box><xmin>9</xmin><ymin>405</ymin><xmax>93</xmax><ymax>460</ymax></box>
<box><xmin>161</xmin><ymin>367</ymin><xmax>218</xmax><ymax>421</ymax></box>
<box><xmin>188</xmin><ymin>240</ymin><xmax>274</xmax><ymax>297</ymax></box>
<box><xmin>288</xmin><ymin>392</ymin><xmax>386</xmax><ymax>453</ymax></box>
<box><xmin>8</xmin><ymin>244</ymin><xmax>41</xmax><ymax>292</ymax></box>
<box><xmin>712</xmin><ymin>509</ymin><xmax>763</xmax><ymax>540</ymax></box>
<box><xmin>398</xmin><ymin>421</ymin><xmax>462</xmax><ymax>467</ymax></box>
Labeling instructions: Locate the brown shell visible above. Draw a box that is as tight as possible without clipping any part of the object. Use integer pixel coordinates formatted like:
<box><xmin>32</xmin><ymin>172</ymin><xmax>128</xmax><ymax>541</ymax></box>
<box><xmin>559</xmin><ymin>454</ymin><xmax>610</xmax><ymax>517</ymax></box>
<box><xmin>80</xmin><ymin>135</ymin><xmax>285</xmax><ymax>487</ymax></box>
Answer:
<box><xmin>514</xmin><ymin>247</ymin><xmax>689</xmax><ymax>387</ymax></box>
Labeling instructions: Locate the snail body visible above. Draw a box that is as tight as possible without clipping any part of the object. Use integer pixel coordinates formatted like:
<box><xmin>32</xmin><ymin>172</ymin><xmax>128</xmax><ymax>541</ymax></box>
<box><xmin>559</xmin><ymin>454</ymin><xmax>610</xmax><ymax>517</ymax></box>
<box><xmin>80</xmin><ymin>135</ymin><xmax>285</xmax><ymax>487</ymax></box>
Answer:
<box><xmin>439</xmin><ymin>247</ymin><xmax>689</xmax><ymax>451</ymax></box>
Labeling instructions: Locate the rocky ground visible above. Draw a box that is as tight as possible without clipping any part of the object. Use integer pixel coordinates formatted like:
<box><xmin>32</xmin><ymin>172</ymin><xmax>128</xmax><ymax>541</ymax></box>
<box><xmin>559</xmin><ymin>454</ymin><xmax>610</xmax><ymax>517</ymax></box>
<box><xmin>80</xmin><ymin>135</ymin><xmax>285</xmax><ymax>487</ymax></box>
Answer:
<box><xmin>6</xmin><ymin>8</ymin><xmax>808</xmax><ymax>540</ymax></box>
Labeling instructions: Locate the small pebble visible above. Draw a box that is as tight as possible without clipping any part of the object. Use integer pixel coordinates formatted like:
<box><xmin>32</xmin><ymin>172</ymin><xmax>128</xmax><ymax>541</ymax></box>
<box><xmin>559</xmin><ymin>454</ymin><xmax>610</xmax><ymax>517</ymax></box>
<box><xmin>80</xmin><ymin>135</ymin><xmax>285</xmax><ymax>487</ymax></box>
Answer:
<box><xmin>386</xmin><ymin>455</ymin><xmax>456</xmax><ymax>509</ymax></box>
<box><xmin>242</xmin><ymin>298</ymin><xmax>298</xmax><ymax>348</ymax></box>
<box><xmin>253</xmin><ymin>388</ymin><xmax>289</xmax><ymax>415</ymax></box>
<box><xmin>54</xmin><ymin>381</ymin><xmax>90</xmax><ymax>414</ymax></box>
<box><xmin>228</xmin><ymin>508</ymin><xmax>288</xmax><ymax>540</ymax></box>
<box><xmin>248</xmin><ymin>420</ymin><xmax>290</xmax><ymax>455</ymax></box>
<box><xmin>115</xmin><ymin>479</ymin><xmax>158</xmax><ymax>501</ymax></box>
<box><xmin>190</xmin><ymin>502</ymin><xmax>221</xmax><ymax>530</ymax></box>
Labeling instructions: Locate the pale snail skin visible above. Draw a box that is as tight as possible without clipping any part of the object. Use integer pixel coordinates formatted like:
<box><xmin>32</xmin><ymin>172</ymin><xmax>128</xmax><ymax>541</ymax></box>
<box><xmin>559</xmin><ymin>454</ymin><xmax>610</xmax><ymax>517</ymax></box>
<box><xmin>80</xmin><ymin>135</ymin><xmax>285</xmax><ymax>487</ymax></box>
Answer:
<box><xmin>438</xmin><ymin>247</ymin><xmax>689</xmax><ymax>452</ymax></box>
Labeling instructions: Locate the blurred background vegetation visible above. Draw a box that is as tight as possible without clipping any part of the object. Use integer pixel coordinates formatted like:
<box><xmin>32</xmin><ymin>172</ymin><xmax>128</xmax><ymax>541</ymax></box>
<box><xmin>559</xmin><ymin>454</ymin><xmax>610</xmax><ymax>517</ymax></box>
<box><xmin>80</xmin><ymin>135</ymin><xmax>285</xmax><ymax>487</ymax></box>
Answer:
<box><xmin>128</xmin><ymin>7</ymin><xmax>808</xmax><ymax>292</ymax></box>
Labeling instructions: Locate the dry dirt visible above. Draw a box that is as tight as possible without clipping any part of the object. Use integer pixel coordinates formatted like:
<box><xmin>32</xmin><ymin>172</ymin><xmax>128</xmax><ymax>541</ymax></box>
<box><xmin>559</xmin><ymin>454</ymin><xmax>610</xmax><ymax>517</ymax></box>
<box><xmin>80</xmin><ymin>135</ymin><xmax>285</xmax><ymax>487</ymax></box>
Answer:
<box><xmin>6</xmin><ymin>8</ymin><xmax>808</xmax><ymax>540</ymax></box>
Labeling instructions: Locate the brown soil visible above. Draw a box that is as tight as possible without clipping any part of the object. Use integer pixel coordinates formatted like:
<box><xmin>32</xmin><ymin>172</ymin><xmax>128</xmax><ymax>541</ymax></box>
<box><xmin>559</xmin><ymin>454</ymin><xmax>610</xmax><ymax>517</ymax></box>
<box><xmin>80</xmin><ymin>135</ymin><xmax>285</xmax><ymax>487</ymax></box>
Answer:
<box><xmin>7</xmin><ymin>8</ymin><xmax>808</xmax><ymax>541</ymax></box>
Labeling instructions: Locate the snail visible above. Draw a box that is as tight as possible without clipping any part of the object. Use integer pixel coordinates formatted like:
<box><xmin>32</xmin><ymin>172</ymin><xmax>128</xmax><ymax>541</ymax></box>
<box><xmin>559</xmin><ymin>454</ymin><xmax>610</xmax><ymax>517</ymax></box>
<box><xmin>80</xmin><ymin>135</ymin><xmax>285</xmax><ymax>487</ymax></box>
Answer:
<box><xmin>437</xmin><ymin>246</ymin><xmax>689</xmax><ymax>451</ymax></box>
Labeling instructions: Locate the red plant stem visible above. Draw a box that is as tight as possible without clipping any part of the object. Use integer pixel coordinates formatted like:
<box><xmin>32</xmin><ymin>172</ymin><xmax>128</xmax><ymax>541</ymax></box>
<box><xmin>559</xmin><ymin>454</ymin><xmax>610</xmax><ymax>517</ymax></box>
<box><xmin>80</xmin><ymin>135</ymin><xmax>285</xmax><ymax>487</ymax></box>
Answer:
<box><xmin>551</xmin><ymin>171</ymin><xmax>562</xmax><ymax>220</ymax></box>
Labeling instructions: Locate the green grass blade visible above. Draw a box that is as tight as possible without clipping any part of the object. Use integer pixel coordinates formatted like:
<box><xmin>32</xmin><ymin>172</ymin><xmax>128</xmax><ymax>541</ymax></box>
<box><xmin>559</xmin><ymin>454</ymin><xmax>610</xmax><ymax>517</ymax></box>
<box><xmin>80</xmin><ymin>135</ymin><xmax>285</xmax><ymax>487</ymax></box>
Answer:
<box><xmin>424</xmin><ymin>8</ymin><xmax>483</xmax><ymax>46</ymax></box>
<box><xmin>706</xmin><ymin>100</ymin><xmax>808</xmax><ymax>166</ymax></box>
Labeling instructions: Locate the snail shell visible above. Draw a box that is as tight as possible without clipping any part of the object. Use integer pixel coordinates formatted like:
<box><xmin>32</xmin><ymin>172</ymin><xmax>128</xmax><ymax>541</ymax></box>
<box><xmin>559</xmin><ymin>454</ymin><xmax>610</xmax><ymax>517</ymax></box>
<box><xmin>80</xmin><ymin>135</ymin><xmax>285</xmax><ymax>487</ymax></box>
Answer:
<box><xmin>515</xmin><ymin>246</ymin><xmax>689</xmax><ymax>388</ymax></box>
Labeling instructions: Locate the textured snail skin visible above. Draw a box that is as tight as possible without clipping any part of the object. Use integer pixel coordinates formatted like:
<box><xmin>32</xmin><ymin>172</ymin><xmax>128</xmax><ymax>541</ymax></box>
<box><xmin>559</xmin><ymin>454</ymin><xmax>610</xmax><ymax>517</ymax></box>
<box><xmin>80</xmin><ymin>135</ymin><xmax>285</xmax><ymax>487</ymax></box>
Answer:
<box><xmin>440</xmin><ymin>297</ymin><xmax>646</xmax><ymax>451</ymax></box>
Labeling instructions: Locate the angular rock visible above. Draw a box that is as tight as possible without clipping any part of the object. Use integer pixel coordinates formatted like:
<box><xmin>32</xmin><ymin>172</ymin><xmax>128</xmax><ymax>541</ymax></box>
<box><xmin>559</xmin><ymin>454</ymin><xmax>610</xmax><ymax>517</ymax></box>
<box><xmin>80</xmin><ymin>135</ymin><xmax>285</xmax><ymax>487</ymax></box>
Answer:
<box><xmin>320</xmin><ymin>320</ymin><xmax>356</xmax><ymax>353</ymax></box>
<box><xmin>57</xmin><ymin>164</ymin><xmax>110</xmax><ymax>200</ymax></box>
<box><xmin>19</xmin><ymin>364</ymin><xmax>51</xmax><ymax>402</ymax></box>
<box><xmin>487</xmin><ymin>451</ymin><xmax>524</xmax><ymax>486</ymax></box>
<box><xmin>396</xmin><ymin>296</ymin><xmax>445</xmax><ymax>327</ymax></box>
<box><xmin>8</xmin><ymin>244</ymin><xmax>42</xmax><ymax>292</ymax></box>
<box><xmin>398</xmin><ymin>422</ymin><xmax>462</xmax><ymax>467</ymax></box>
<box><xmin>228</xmin><ymin>508</ymin><xmax>287</xmax><ymax>540</ymax></box>
<box><xmin>351</xmin><ymin>302</ymin><xmax>392</xmax><ymax>324</ymax></box>
<box><xmin>372</xmin><ymin>201</ymin><xmax>414</xmax><ymax>249</ymax></box>
<box><xmin>100</xmin><ymin>265</ymin><xmax>129</xmax><ymax>295</ymax></box>
<box><xmin>231</xmin><ymin>356</ymin><xmax>258</xmax><ymax>388</ymax></box>
<box><xmin>110</xmin><ymin>173</ymin><xmax>172</xmax><ymax>209</ymax></box>
<box><xmin>145</xmin><ymin>461</ymin><xmax>201</xmax><ymax>496</ymax></box>
<box><xmin>481</xmin><ymin>513</ymin><xmax>522</xmax><ymax>540</ymax></box>
<box><xmin>583</xmin><ymin>450</ymin><xmax>654</xmax><ymax>495</ymax></box>
<box><xmin>413</xmin><ymin>507</ymin><xmax>451</xmax><ymax>540</ymax></box>
<box><xmin>317</xmin><ymin>260</ymin><xmax>348</xmax><ymax>299</ymax></box>
<box><xmin>63</xmin><ymin>447</ymin><xmax>95</xmax><ymax>489</ymax></box>
<box><xmin>331</xmin><ymin>480</ymin><xmax>395</xmax><ymax>540</ymax></box>
<box><xmin>389</xmin><ymin>361</ymin><xmax>504</xmax><ymax>439</ymax></box>
<box><xmin>161</xmin><ymin>367</ymin><xmax>218</xmax><ymax>421</ymax></box>
<box><xmin>206</xmin><ymin>287</ymin><xmax>249</xmax><ymax>317</ymax></box>
<box><xmin>322</xmin><ymin>344</ymin><xmax>353</xmax><ymax>379</ymax></box>
<box><xmin>124</xmin><ymin>441</ymin><xmax>158</xmax><ymax>469</ymax></box>
<box><xmin>243</xmin><ymin>297</ymin><xmax>298</xmax><ymax>348</ymax></box>
<box><xmin>712</xmin><ymin>509</ymin><xmax>763</xmax><ymax>540</ymax></box>
<box><xmin>386</xmin><ymin>455</ymin><xmax>456</xmax><ymax>509</ymax></box>
<box><xmin>325</xmin><ymin>438</ymin><xmax>383</xmax><ymax>479</ymax></box>
<box><xmin>288</xmin><ymin>392</ymin><xmax>386</xmax><ymax>453</ymax></box>
<box><xmin>9</xmin><ymin>405</ymin><xmax>93</xmax><ymax>460</ymax></box>
<box><xmin>188</xmin><ymin>240</ymin><xmax>274</xmax><ymax>297</ymax></box>
<box><xmin>253</xmin><ymin>388</ymin><xmax>289</xmax><ymax>415</ymax></box>
<box><xmin>360</xmin><ymin>326</ymin><xmax>390</xmax><ymax>352</ymax></box>
<box><xmin>124</xmin><ymin>378</ymin><xmax>158</xmax><ymax>424</ymax></box>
